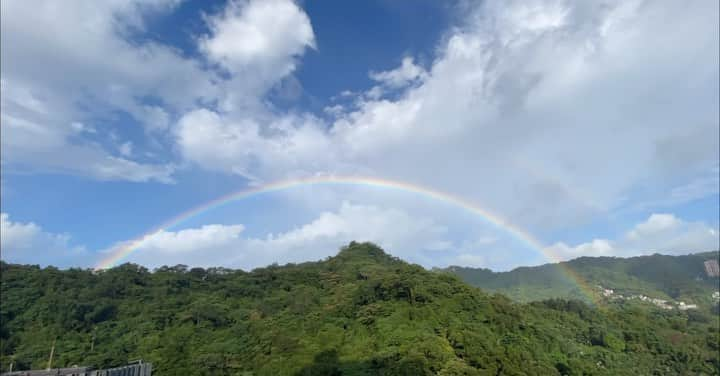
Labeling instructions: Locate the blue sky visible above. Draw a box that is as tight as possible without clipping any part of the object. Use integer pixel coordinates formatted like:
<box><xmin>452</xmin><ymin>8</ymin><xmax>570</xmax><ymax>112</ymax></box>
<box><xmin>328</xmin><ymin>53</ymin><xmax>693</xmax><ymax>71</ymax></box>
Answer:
<box><xmin>1</xmin><ymin>0</ymin><xmax>718</xmax><ymax>271</ymax></box>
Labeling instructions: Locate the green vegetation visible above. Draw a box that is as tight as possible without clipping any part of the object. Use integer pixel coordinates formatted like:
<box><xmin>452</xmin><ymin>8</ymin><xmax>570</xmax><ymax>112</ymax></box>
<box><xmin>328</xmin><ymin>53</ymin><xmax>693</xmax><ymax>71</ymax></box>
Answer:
<box><xmin>1</xmin><ymin>243</ymin><xmax>718</xmax><ymax>375</ymax></box>
<box><xmin>442</xmin><ymin>251</ymin><xmax>720</xmax><ymax>305</ymax></box>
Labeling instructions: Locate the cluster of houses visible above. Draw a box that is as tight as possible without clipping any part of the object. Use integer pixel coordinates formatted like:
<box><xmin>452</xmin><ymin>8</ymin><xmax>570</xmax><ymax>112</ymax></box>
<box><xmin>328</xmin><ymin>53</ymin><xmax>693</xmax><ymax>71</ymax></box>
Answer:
<box><xmin>597</xmin><ymin>286</ymin><xmax>698</xmax><ymax>310</ymax></box>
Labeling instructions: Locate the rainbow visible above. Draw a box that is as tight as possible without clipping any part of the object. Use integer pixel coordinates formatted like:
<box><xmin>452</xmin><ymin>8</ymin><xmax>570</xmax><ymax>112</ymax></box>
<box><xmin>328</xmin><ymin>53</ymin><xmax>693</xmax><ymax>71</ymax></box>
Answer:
<box><xmin>95</xmin><ymin>176</ymin><xmax>598</xmax><ymax>302</ymax></box>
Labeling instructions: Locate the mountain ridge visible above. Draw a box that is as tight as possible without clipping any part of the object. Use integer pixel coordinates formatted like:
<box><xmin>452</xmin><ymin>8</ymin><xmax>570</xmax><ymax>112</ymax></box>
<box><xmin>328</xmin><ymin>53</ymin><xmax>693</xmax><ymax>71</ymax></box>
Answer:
<box><xmin>1</xmin><ymin>243</ymin><xmax>718</xmax><ymax>374</ymax></box>
<box><xmin>439</xmin><ymin>250</ymin><xmax>720</xmax><ymax>305</ymax></box>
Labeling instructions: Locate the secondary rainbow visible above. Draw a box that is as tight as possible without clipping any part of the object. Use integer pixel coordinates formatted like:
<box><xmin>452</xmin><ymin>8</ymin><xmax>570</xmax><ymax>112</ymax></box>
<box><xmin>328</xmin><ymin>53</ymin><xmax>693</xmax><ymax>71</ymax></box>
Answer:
<box><xmin>95</xmin><ymin>176</ymin><xmax>597</xmax><ymax>301</ymax></box>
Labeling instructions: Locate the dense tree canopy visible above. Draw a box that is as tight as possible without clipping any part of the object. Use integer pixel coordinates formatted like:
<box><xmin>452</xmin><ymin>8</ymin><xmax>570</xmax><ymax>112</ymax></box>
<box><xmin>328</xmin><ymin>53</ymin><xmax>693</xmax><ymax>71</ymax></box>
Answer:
<box><xmin>1</xmin><ymin>243</ymin><xmax>718</xmax><ymax>375</ymax></box>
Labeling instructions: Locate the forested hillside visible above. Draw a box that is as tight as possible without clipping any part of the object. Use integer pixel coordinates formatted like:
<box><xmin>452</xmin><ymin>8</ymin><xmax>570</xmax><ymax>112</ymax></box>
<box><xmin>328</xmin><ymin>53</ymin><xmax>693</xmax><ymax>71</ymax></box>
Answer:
<box><xmin>1</xmin><ymin>243</ymin><xmax>718</xmax><ymax>375</ymax></box>
<box><xmin>442</xmin><ymin>251</ymin><xmax>720</xmax><ymax>305</ymax></box>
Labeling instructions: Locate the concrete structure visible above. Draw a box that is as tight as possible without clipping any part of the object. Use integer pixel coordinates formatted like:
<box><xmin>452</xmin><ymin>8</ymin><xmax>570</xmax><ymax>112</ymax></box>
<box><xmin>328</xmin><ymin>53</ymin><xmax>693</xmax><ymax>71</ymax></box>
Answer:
<box><xmin>2</xmin><ymin>362</ymin><xmax>151</xmax><ymax>376</ymax></box>
<box><xmin>704</xmin><ymin>259</ymin><xmax>719</xmax><ymax>277</ymax></box>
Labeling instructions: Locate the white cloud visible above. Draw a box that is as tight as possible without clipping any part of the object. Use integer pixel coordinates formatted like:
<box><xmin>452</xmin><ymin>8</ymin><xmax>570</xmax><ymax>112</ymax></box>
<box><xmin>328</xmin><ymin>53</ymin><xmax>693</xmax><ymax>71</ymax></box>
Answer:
<box><xmin>200</xmin><ymin>0</ymin><xmax>315</xmax><ymax>110</ymax></box>
<box><xmin>369</xmin><ymin>57</ymin><xmax>427</xmax><ymax>88</ymax></box>
<box><xmin>139</xmin><ymin>106</ymin><xmax>170</xmax><ymax>133</ymax></box>
<box><xmin>627</xmin><ymin>213</ymin><xmax>681</xmax><ymax>239</ymax></box>
<box><xmin>1</xmin><ymin>111</ymin><xmax>176</xmax><ymax>183</ymax></box>
<box><xmin>545</xmin><ymin>239</ymin><xmax>615</xmax><ymax>260</ymax></box>
<box><xmin>323</xmin><ymin>104</ymin><xmax>345</xmax><ymax>118</ymax></box>
<box><xmin>1</xmin><ymin>0</ymin><xmax>217</xmax><ymax>110</ymax></box>
<box><xmin>175</xmin><ymin>108</ymin><xmax>339</xmax><ymax>181</ymax></box>
<box><xmin>71</xmin><ymin>122</ymin><xmax>96</xmax><ymax>134</ymax></box>
<box><xmin>4</xmin><ymin>0</ymin><xmax>318</xmax><ymax>184</ymax></box>
<box><xmin>202</xmin><ymin>0</ymin><xmax>314</xmax><ymax>72</ymax></box>
<box><xmin>545</xmin><ymin>213</ymin><xmax>720</xmax><ymax>261</ymax></box>
<box><xmin>112</xmin><ymin>202</ymin><xmax>452</xmax><ymax>269</ymax></box>
<box><xmin>175</xmin><ymin>0</ymin><xmax>719</xmax><ymax>230</ymax></box>
<box><xmin>126</xmin><ymin>224</ymin><xmax>247</xmax><ymax>267</ymax></box>
<box><xmin>0</xmin><ymin>0</ymin><xmax>215</xmax><ymax>182</ymax></box>
<box><xmin>173</xmin><ymin>0</ymin><xmax>329</xmax><ymax>178</ymax></box>
<box><xmin>90</xmin><ymin>157</ymin><xmax>175</xmax><ymax>183</ymax></box>
<box><xmin>453</xmin><ymin>254</ymin><xmax>488</xmax><ymax>268</ymax></box>
<box><xmin>0</xmin><ymin>213</ymin><xmax>88</xmax><ymax>266</ymax></box>
<box><xmin>119</xmin><ymin>141</ymin><xmax>134</xmax><ymax>157</ymax></box>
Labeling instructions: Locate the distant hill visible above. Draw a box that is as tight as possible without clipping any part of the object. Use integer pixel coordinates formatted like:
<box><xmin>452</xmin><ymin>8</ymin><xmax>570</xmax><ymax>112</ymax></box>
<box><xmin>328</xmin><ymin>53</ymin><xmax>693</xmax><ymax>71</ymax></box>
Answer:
<box><xmin>440</xmin><ymin>251</ymin><xmax>720</xmax><ymax>305</ymax></box>
<box><xmin>1</xmin><ymin>243</ymin><xmax>718</xmax><ymax>375</ymax></box>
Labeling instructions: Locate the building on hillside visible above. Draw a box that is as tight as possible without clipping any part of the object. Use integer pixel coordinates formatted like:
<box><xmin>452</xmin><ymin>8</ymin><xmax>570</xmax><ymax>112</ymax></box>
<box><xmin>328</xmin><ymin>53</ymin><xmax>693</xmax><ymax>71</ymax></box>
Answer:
<box><xmin>651</xmin><ymin>298</ymin><xmax>672</xmax><ymax>310</ymax></box>
<box><xmin>704</xmin><ymin>259</ymin><xmax>720</xmax><ymax>277</ymax></box>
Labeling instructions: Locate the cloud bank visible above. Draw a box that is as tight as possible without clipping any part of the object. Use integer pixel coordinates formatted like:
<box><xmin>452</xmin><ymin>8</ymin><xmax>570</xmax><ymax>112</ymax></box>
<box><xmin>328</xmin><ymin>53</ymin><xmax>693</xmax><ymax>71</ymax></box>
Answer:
<box><xmin>1</xmin><ymin>213</ymin><xmax>88</xmax><ymax>266</ymax></box>
<box><xmin>546</xmin><ymin>213</ymin><xmax>720</xmax><ymax>261</ymax></box>
<box><xmin>172</xmin><ymin>0</ymin><xmax>719</xmax><ymax>230</ymax></box>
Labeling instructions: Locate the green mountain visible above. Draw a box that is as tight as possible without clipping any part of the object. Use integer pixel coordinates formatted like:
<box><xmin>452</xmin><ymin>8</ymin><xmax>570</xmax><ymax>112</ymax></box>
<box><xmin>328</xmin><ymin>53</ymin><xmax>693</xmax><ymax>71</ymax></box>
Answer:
<box><xmin>1</xmin><ymin>243</ymin><xmax>718</xmax><ymax>375</ymax></box>
<box><xmin>441</xmin><ymin>251</ymin><xmax>720</xmax><ymax>305</ymax></box>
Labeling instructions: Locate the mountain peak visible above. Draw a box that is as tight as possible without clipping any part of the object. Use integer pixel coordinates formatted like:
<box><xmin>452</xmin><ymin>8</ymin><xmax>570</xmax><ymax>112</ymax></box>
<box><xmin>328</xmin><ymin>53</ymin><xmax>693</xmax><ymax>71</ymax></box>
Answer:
<box><xmin>338</xmin><ymin>240</ymin><xmax>392</xmax><ymax>258</ymax></box>
<box><xmin>335</xmin><ymin>241</ymin><xmax>396</xmax><ymax>262</ymax></box>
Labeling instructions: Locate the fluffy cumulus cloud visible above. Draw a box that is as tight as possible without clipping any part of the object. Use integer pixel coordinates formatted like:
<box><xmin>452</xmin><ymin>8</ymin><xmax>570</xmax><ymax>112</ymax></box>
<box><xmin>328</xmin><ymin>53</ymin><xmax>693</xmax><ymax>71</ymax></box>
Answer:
<box><xmin>1</xmin><ymin>0</ymin><xmax>317</xmax><ymax>183</ymax></box>
<box><xmin>174</xmin><ymin>0</ymin><xmax>324</xmax><ymax>179</ymax></box>
<box><xmin>369</xmin><ymin>57</ymin><xmax>427</xmax><ymax>89</ymax></box>
<box><xmin>0</xmin><ymin>0</ymin><xmax>213</xmax><ymax>182</ymax></box>
<box><xmin>174</xmin><ymin>0</ymin><xmax>719</xmax><ymax>231</ymax></box>
<box><xmin>201</xmin><ymin>0</ymin><xmax>314</xmax><ymax>83</ymax></box>
<box><xmin>110</xmin><ymin>202</ymin><xmax>452</xmax><ymax>269</ymax></box>
<box><xmin>175</xmin><ymin>109</ymin><xmax>337</xmax><ymax>181</ymax></box>
<box><xmin>119</xmin><ymin>224</ymin><xmax>247</xmax><ymax>267</ymax></box>
<box><xmin>0</xmin><ymin>213</ymin><xmax>88</xmax><ymax>266</ymax></box>
<box><xmin>545</xmin><ymin>213</ymin><xmax>720</xmax><ymax>261</ymax></box>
